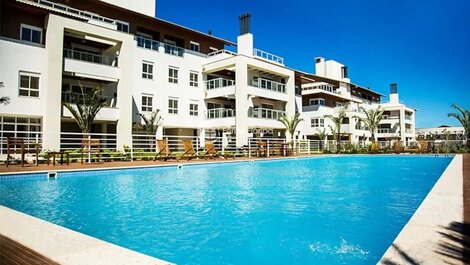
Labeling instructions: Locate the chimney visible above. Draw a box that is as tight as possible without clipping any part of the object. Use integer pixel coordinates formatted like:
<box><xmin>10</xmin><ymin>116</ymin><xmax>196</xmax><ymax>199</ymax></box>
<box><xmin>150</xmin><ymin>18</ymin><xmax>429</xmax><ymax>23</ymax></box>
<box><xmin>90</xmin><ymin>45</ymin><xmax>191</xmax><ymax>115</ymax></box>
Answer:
<box><xmin>389</xmin><ymin>83</ymin><xmax>399</xmax><ymax>104</ymax></box>
<box><xmin>237</xmin><ymin>13</ymin><xmax>253</xmax><ymax>56</ymax></box>
<box><xmin>314</xmin><ymin>57</ymin><xmax>326</xmax><ymax>77</ymax></box>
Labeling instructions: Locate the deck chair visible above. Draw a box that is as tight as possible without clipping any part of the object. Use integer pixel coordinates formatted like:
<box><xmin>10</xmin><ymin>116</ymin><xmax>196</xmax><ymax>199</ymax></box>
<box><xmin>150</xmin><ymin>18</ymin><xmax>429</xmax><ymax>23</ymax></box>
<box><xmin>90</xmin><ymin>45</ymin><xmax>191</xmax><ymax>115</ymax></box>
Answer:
<box><xmin>154</xmin><ymin>139</ymin><xmax>178</xmax><ymax>161</ymax></box>
<box><xmin>181</xmin><ymin>139</ymin><xmax>206</xmax><ymax>161</ymax></box>
<box><xmin>80</xmin><ymin>139</ymin><xmax>101</xmax><ymax>164</ymax></box>
<box><xmin>393</xmin><ymin>140</ymin><xmax>405</xmax><ymax>154</ymax></box>
<box><xmin>256</xmin><ymin>140</ymin><xmax>268</xmax><ymax>157</ymax></box>
<box><xmin>205</xmin><ymin>141</ymin><xmax>235</xmax><ymax>159</ymax></box>
<box><xmin>6</xmin><ymin>137</ymin><xmax>39</xmax><ymax>167</ymax></box>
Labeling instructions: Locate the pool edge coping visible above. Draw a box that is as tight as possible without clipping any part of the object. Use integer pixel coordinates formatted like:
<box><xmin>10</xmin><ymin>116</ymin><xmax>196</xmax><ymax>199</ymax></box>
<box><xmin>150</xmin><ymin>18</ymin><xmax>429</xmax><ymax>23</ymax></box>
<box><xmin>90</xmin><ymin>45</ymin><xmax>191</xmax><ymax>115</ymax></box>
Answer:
<box><xmin>378</xmin><ymin>154</ymin><xmax>463</xmax><ymax>264</ymax></box>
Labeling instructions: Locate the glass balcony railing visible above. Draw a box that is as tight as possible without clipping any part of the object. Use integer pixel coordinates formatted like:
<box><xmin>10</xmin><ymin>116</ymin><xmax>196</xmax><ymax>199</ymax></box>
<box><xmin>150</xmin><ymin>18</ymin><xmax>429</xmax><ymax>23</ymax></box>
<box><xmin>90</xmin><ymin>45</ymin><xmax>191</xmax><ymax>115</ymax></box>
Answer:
<box><xmin>164</xmin><ymin>43</ymin><xmax>184</xmax><ymax>57</ymax></box>
<box><xmin>63</xmin><ymin>49</ymin><xmax>118</xmax><ymax>67</ymax></box>
<box><xmin>250</xmin><ymin>78</ymin><xmax>286</xmax><ymax>93</ymax></box>
<box><xmin>205</xmin><ymin>78</ymin><xmax>235</xmax><ymax>90</ymax></box>
<box><xmin>135</xmin><ymin>36</ymin><xmax>159</xmax><ymax>51</ymax></box>
<box><xmin>405</xmin><ymin>115</ymin><xmax>412</xmax><ymax>121</ymax></box>
<box><xmin>253</xmin><ymin>49</ymin><xmax>284</xmax><ymax>65</ymax></box>
<box><xmin>248</xmin><ymin>107</ymin><xmax>286</xmax><ymax>120</ymax></box>
<box><xmin>377</xmin><ymin>128</ymin><xmax>391</xmax><ymax>134</ymax></box>
<box><xmin>206</xmin><ymin>108</ymin><xmax>236</xmax><ymax>119</ymax></box>
<box><xmin>62</xmin><ymin>92</ymin><xmax>117</xmax><ymax>108</ymax></box>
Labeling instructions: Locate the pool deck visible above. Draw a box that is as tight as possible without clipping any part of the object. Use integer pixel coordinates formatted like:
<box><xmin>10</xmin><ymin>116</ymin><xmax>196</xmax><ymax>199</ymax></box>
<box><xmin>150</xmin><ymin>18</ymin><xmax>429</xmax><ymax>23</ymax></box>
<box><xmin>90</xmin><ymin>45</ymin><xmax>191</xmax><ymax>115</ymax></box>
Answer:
<box><xmin>0</xmin><ymin>154</ymin><xmax>468</xmax><ymax>264</ymax></box>
<box><xmin>378</xmin><ymin>154</ymin><xmax>468</xmax><ymax>265</ymax></box>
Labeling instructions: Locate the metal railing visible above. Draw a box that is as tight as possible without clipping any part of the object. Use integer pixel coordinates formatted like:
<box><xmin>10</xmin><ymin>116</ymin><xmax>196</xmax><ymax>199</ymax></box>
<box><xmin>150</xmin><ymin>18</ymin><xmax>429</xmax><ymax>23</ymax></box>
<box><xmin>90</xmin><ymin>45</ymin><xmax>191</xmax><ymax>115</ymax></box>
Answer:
<box><xmin>253</xmin><ymin>49</ymin><xmax>284</xmax><ymax>65</ymax></box>
<box><xmin>135</xmin><ymin>36</ymin><xmax>160</xmax><ymax>51</ymax></box>
<box><xmin>25</xmin><ymin>0</ymin><xmax>122</xmax><ymax>26</ymax></box>
<box><xmin>405</xmin><ymin>115</ymin><xmax>412</xmax><ymax>121</ymax></box>
<box><xmin>164</xmin><ymin>43</ymin><xmax>184</xmax><ymax>57</ymax></box>
<box><xmin>250</xmin><ymin>78</ymin><xmax>286</xmax><ymax>93</ymax></box>
<box><xmin>377</xmin><ymin>128</ymin><xmax>392</xmax><ymax>134</ymax></box>
<box><xmin>61</xmin><ymin>92</ymin><xmax>117</xmax><ymax>108</ymax></box>
<box><xmin>205</xmin><ymin>78</ymin><xmax>235</xmax><ymax>90</ymax></box>
<box><xmin>63</xmin><ymin>48</ymin><xmax>118</xmax><ymax>67</ymax></box>
<box><xmin>206</xmin><ymin>108</ymin><xmax>236</xmax><ymax>119</ymax></box>
<box><xmin>207</xmin><ymin>49</ymin><xmax>236</xmax><ymax>57</ymax></box>
<box><xmin>248</xmin><ymin>107</ymin><xmax>286</xmax><ymax>120</ymax></box>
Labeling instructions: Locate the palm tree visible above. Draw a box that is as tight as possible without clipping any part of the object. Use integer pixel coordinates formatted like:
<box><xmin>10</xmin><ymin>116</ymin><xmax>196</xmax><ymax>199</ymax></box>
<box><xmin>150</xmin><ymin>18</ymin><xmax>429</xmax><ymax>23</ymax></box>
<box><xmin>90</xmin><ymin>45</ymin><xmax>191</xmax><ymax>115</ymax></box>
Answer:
<box><xmin>355</xmin><ymin>106</ymin><xmax>384</xmax><ymax>143</ymax></box>
<box><xmin>63</xmin><ymin>85</ymin><xmax>107</xmax><ymax>134</ymax></box>
<box><xmin>315</xmin><ymin>128</ymin><xmax>327</xmax><ymax>150</ymax></box>
<box><xmin>135</xmin><ymin>109</ymin><xmax>163</xmax><ymax>136</ymax></box>
<box><xmin>325</xmin><ymin>107</ymin><xmax>347</xmax><ymax>153</ymax></box>
<box><xmin>448</xmin><ymin>104</ymin><xmax>470</xmax><ymax>148</ymax></box>
<box><xmin>278</xmin><ymin>112</ymin><xmax>303</xmax><ymax>147</ymax></box>
<box><xmin>0</xmin><ymin>82</ymin><xmax>10</xmax><ymax>105</ymax></box>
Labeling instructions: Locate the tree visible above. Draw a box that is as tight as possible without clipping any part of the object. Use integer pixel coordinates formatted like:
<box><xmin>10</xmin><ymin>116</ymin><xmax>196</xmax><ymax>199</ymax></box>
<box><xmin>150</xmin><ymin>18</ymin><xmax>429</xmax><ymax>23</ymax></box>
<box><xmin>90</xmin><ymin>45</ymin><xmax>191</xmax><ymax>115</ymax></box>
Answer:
<box><xmin>355</xmin><ymin>106</ymin><xmax>384</xmax><ymax>143</ymax></box>
<box><xmin>63</xmin><ymin>85</ymin><xmax>107</xmax><ymax>134</ymax></box>
<box><xmin>278</xmin><ymin>112</ymin><xmax>303</xmax><ymax>146</ymax></box>
<box><xmin>448</xmin><ymin>104</ymin><xmax>470</xmax><ymax>148</ymax></box>
<box><xmin>325</xmin><ymin>107</ymin><xmax>347</xmax><ymax>153</ymax></box>
<box><xmin>0</xmin><ymin>82</ymin><xmax>10</xmax><ymax>105</ymax></box>
<box><xmin>134</xmin><ymin>109</ymin><xmax>163</xmax><ymax>136</ymax></box>
<box><xmin>315</xmin><ymin>128</ymin><xmax>327</xmax><ymax>150</ymax></box>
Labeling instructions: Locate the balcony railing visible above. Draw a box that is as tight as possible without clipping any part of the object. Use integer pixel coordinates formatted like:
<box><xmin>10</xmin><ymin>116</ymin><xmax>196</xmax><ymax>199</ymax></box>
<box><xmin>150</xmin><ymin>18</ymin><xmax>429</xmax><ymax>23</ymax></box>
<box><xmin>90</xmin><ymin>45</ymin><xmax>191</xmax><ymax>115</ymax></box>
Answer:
<box><xmin>248</xmin><ymin>107</ymin><xmax>285</xmax><ymax>120</ymax></box>
<box><xmin>405</xmin><ymin>115</ymin><xmax>412</xmax><ymax>121</ymax></box>
<box><xmin>377</xmin><ymin>128</ymin><xmax>392</xmax><ymax>134</ymax></box>
<box><xmin>135</xmin><ymin>36</ymin><xmax>160</xmax><ymax>51</ymax></box>
<box><xmin>25</xmin><ymin>0</ymin><xmax>123</xmax><ymax>27</ymax></box>
<box><xmin>250</xmin><ymin>78</ymin><xmax>286</xmax><ymax>93</ymax></box>
<box><xmin>62</xmin><ymin>92</ymin><xmax>117</xmax><ymax>108</ymax></box>
<box><xmin>253</xmin><ymin>49</ymin><xmax>284</xmax><ymax>65</ymax></box>
<box><xmin>164</xmin><ymin>43</ymin><xmax>184</xmax><ymax>57</ymax></box>
<box><xmin>206</xmin><ymin>108</ymin><xmax>236</xmax><ymax>119</ymax></box>
<box><xmin>64</xmin><ymin>49</ymin><xmax>118</xmax><ymax>67</ymax></box>
<box><xmin>207</xmin><ymin>49</ymin><xmax>236</xmax><ymax>57</ymax></box>
<box><xmin>205</xmin><ymin>78</ymin><xmax>235</xmax><ymax>90</ymax></box>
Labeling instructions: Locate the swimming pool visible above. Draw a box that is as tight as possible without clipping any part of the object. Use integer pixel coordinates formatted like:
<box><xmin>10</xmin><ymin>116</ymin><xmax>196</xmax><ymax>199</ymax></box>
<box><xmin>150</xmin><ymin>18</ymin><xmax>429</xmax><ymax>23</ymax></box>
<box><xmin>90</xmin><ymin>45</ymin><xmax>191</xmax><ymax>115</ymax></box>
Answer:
<box><xmin>0</xmin><ymin>155</ymin><xmax>453</xmax><ymax>265</ymax></box>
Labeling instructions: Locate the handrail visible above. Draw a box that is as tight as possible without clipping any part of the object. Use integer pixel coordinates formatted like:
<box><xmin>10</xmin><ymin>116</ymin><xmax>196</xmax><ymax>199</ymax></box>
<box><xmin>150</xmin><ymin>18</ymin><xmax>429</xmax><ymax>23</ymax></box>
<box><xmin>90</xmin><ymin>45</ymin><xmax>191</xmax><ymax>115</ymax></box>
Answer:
<box><xmin>206</xmin><ymin>108</ymin><xmax>236</xmax><ymax>119</ymax></box>
<box><xmin>248</xmin><ymin>107</ymin><xmax>286</xmax><ymax>120</ymax></box>
<box><xmin>205</xmin><ymin>78</ymin><xmax>235</xmax><ymax>90</ymax></box>
<box><xmin>63</xmin><ymin>48</ymin><xmax>118</xmax><ymax>67</ymax></box>
<box><xmin>24</xmin><ymin>0</ymin><xmax>122</xmax><ymax>26</ymax></box>
<box><xmin>135</xmin><ymin>36</ymin><xmax>160</xmax><ymax>51</ymax></box>
<box><xmin>253</xmin><ymin>48</ymin><xmax>284</xmax><ymax>65</ymax></box>
<box><xmin>207</xmin><ymin>49</ymin><xmax>237</xmax><ymax>57</ymax></box>
<box><xmin>250</xmin><ymin>77</ymin><xmax>286</xmax><ymax>93</ymax></box>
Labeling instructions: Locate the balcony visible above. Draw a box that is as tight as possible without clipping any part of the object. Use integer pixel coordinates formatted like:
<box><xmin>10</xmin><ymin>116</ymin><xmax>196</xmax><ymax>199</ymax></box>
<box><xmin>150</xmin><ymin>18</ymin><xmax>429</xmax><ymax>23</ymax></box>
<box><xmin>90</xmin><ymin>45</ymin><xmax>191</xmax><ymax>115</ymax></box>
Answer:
<box><xmin>205</xmin><ymin>78</ymin><xmax>235</xmax><ymax>90</ymax></box>
<box><xmin>62</xmin><ymin>92</ymin><xmax>117</xmax><ymax>108</ymax></box>
<box><xmin>378</xmin><ymin>128</ymin><xmax>391</xmax><ymax>134</ymax></box>
<box><xmin>250</xmin><ymin>78</ymin><xmax>286</xmax><ymax>93</ymax></box>
<box><xmin>253</xmin><ymin>49</ymin><xmax>284</xmax><ymax>65</ymax></box>
<box><xmin>62</xmin><ymin>92</ymin><xmax>118</xmax><ymax>121</ymax></box>
<box><xmin>248</xmin><ymin>107</ymin><xmax>285</xmax><ymax>120</ymax></box>
<box><xmin>135</xmin><ymin>36</ymin><xmax>159</xmax><ymax>51</ymax></box>
<box><xmin>63</xmin><ymin>49</ymin><xmax>120</xmax><ymax>81</ymax></box>
<box><xmin>164</xmin><ymin>43</ymin><xmax>184</xmax><ymax>57</ymax></box>
<box><xmin>206</xmin><ymin>108</ymin><xmax>236</xmax><ymax>119</ymax></box>
<box><xmin>64</xmin><ymin>49</ymin><xmax>118</xmax><ymax>66</ymax></box>
<box><xmin>405</xmin><ymin>115</ymin><xmax>412</xmax><ymax>121</ymax></box>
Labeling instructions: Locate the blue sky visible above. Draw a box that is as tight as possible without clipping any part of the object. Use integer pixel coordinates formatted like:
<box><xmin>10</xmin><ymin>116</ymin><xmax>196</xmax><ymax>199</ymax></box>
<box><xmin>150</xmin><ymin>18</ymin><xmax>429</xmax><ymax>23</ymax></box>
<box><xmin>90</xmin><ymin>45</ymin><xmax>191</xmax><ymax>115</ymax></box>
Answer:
<box><xmin>156</xmin><ymin>0</ymin><xmax>470</xmax><ymax>128</ymax></box>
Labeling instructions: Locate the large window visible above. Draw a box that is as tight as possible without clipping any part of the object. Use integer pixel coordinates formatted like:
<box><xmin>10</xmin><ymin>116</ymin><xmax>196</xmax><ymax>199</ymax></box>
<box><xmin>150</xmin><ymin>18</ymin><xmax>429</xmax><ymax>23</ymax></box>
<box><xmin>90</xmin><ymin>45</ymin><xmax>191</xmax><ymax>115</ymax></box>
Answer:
<box><xmin>189</xmin><ymin>103</ymin><xmax>199</xmax><ymax>116</ymax></box>
<box><xmin>190</xmin><ymin>72</ymin><xmax>198</xmax><ymax>87</ymax></box>
<box><xmin>116</xmin><ymin>21</ymin><xmax>129</xmax><ymax>33</ymax></box>
<box><xmin>169</xmin><ymin>67</ymin><xmax>178</xmax><ymax>84</ymax></box>
<box><xmin>311</xmin><ymin>118</ymin><xmax>324</xmax><ymax>128</ymax></box>
<box><xmin>168</xmin><ymin>98</ymin><xmax>178</xmax><ymax>114</ymax></box>
<box><xmin>20</xmin><ymin>24</ymin><xmax>42</xmax><ymax>44</ymax></box>
<box><xmin>0</xmin><ymin>116</ymin><xmax>42</xmax><ymax>140</ymax></box>
<box><xmin>142</xmin><ymin>61</ymin><xmax>154</xmax><ymax>79</ymax></box>
<box><xmin>309</xmin><ymin>98</ymin><xmax>325</xmax><ymax>106</ymax></box>
<box><xmin>19</xmin><ymin>72</ymin><xmax>40</xmax><ymax>98</ymax></box>
<box><xmin>141</xmin><ymin>95</ymin><xmax>153</xmax><ymax>112</ymax></box>
<box><xmin>190</xmin><ymin>41</ymin><xmax>200</xmax><ymax>52</ymax></box>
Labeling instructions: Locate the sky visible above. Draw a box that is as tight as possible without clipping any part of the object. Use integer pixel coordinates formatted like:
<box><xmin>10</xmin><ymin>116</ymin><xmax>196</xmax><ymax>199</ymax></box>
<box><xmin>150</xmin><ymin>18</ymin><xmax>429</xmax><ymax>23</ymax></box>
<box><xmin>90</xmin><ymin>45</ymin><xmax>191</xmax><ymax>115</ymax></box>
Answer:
<box><xmin>155</xmin><ymin>0</ymin><xmax>470</xmax><ymax>128</ymax></box>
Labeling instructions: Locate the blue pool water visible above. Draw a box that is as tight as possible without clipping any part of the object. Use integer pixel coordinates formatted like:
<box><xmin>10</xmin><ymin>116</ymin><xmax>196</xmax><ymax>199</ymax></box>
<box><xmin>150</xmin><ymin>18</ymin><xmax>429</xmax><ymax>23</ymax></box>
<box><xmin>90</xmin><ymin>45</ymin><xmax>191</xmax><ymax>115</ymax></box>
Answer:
<box><xmin>0</xmin><ymin>156</ymin><xmax>452</xmax><ymax>265</ymax></box>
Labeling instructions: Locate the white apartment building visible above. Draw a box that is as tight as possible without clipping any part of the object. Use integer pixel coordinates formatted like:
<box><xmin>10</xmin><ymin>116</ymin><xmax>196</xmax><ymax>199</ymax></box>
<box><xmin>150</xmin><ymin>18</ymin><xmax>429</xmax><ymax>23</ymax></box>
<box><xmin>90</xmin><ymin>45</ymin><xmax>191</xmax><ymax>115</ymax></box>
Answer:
<box><xmin>416</xmin><ymin>126</ymin><xmax>465</xmax><ymax>140</ymax></box>
<box><xmin>0</xmin><ymin>0</ymin><xmax>415</xmax><ymax>151</ymax></box>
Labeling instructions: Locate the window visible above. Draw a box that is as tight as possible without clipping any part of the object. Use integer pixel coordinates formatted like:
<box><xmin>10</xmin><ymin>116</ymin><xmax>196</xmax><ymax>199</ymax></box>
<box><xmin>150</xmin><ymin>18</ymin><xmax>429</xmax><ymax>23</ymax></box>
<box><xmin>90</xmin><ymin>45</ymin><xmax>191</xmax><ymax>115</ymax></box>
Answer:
<box><xmin>20</xmin><ymin>24</ymin><xmax>42</xmax><ymax>44</ymax></box>
<box><xmin>169</xmin><ymin>67</ymin><xmax>178</xmax><ymax>84</ymax></box>
<box><xmin>311</xmin><ymin>118</ymin><xmax>324</xmax><ymax>128</ymax></box>
<box><xmin>19</xmin><ymin>72</ymin><xmax>40</xmax><ymax>98</ymax></box>
<box><xmin>142</xmin><ymin>95</ymin><xmax>153</xmax><ymax>112</ymax></box>
<box><xmin>190</xmin><ymin>41</ymin><xmax>200</xmax><ymax>52</ymax></box>
<box><xmin>189</xmin><ymin>103</ymin><xmax>198</xmax><ymax>116</ymax></box>
<box><xmin>207</xmin><ymin>102</ymin><xmax>221</xmax><ymax>109</ymax></box>
<box><xmin>189</xmin><ymin>72</ymin><xmax>198</xmax><ymax>87</ymax></box>
<box><xmin>309</xmin><ymin>98</ymin><xmax>325</xmax><ymax>106</ymax></box>
<box><xmin>209</xmin><ymin>47</ymin><xmax>218</xmax><ymax>53</ymax></box>
<box><xmin>168</xmin><ymin>99</ymin><xmax>178</xmax><ymax>114</ymax></box>
<box><xmin>116</xmin><ymin>21</ymin><xmax>129</xmax><ymax>33</ymax></box>
<box><xmin>142</xmin><ymin>61</ymin><xmax>153</xmax><ymax>79</ymax></box>
<box><xmin>261</xmin><ymin>103</ymin><xmax>274</xmax><ymax>109</ymax></box>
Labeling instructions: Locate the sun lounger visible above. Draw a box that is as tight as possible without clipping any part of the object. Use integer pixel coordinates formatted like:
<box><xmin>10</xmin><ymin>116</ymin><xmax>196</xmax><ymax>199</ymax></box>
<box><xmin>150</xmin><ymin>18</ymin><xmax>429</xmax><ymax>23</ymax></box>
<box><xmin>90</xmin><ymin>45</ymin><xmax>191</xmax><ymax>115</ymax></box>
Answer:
<box><xmin>181</xmin><ymin>139</ymin><xmax>206</xmax><ymax>161</ymax></box>
<box><xmin>154</xmin><ymin>139</ymin><xmax>179</xmax><ymax>161</ymax></box>
<box><xmin>205</xmin><ymin>141</ymin><xmax>235</xmax><ymax>159</ymax></box>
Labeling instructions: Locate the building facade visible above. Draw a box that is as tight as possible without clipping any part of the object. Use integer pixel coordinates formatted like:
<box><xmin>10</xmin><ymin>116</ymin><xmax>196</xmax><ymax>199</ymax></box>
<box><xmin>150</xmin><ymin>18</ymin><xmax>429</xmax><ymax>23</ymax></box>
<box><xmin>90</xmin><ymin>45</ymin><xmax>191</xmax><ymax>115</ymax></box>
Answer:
<box><xmin>0</xmin><ymin>0</ymin><xmax>416</xmax><ymax>151</ymax></box>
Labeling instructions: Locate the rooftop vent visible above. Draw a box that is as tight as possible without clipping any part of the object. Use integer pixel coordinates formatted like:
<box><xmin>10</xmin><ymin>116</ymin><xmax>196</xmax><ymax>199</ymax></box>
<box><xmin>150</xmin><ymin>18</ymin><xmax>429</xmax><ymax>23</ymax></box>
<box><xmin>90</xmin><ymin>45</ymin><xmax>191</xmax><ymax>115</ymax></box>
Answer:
<box><xmin>239</xmin><ymin>13</ymin><xmax>251</xmax><ymax>35</ymax></box>
<box><xmin>390</xmin><ymin>83</ymin><xmax>398</xmax><ymax>94</ymax></box>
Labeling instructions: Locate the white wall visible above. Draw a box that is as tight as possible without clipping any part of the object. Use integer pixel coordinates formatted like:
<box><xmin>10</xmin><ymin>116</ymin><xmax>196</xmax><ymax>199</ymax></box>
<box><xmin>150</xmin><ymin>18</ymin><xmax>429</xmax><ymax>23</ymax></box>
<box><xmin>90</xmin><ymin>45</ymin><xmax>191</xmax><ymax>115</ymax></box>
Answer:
<box><xmin>99</xmin><ymin>0</ymin><xmax>155</xmax><ymax>17</ymax></box>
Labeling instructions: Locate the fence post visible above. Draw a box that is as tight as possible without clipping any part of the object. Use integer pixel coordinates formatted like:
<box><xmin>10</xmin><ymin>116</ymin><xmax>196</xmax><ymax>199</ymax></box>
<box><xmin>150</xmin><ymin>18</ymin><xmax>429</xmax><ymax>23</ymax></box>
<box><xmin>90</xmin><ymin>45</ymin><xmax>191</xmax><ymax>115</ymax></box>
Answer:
<box><xmin>307</xmin><ymin>140</ymin><xmax>310</xmax><ymax>155</ymax></box>
<box><xmin>221</xmin><ymin>137</ymin><xmax>225</xmax><ymax>155</ymax></box>
<box><xmin>267</xmin><ymin>139</ymin><xmax>270</xmax><ymax>158</ymax></box>
<box><xmin>248</xmin><ymin>139</ymin><xmax>251</xmax><ymax>158</ymax></box>
<box><xmin>88</xmin><ymin>134</ymin><xmax>91</xmax><ymax>163</ymax></box>
<box><xmin>130</xmin><ymin>134</ymin><xmax>134</xmax><ymax>161</ymax></box>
